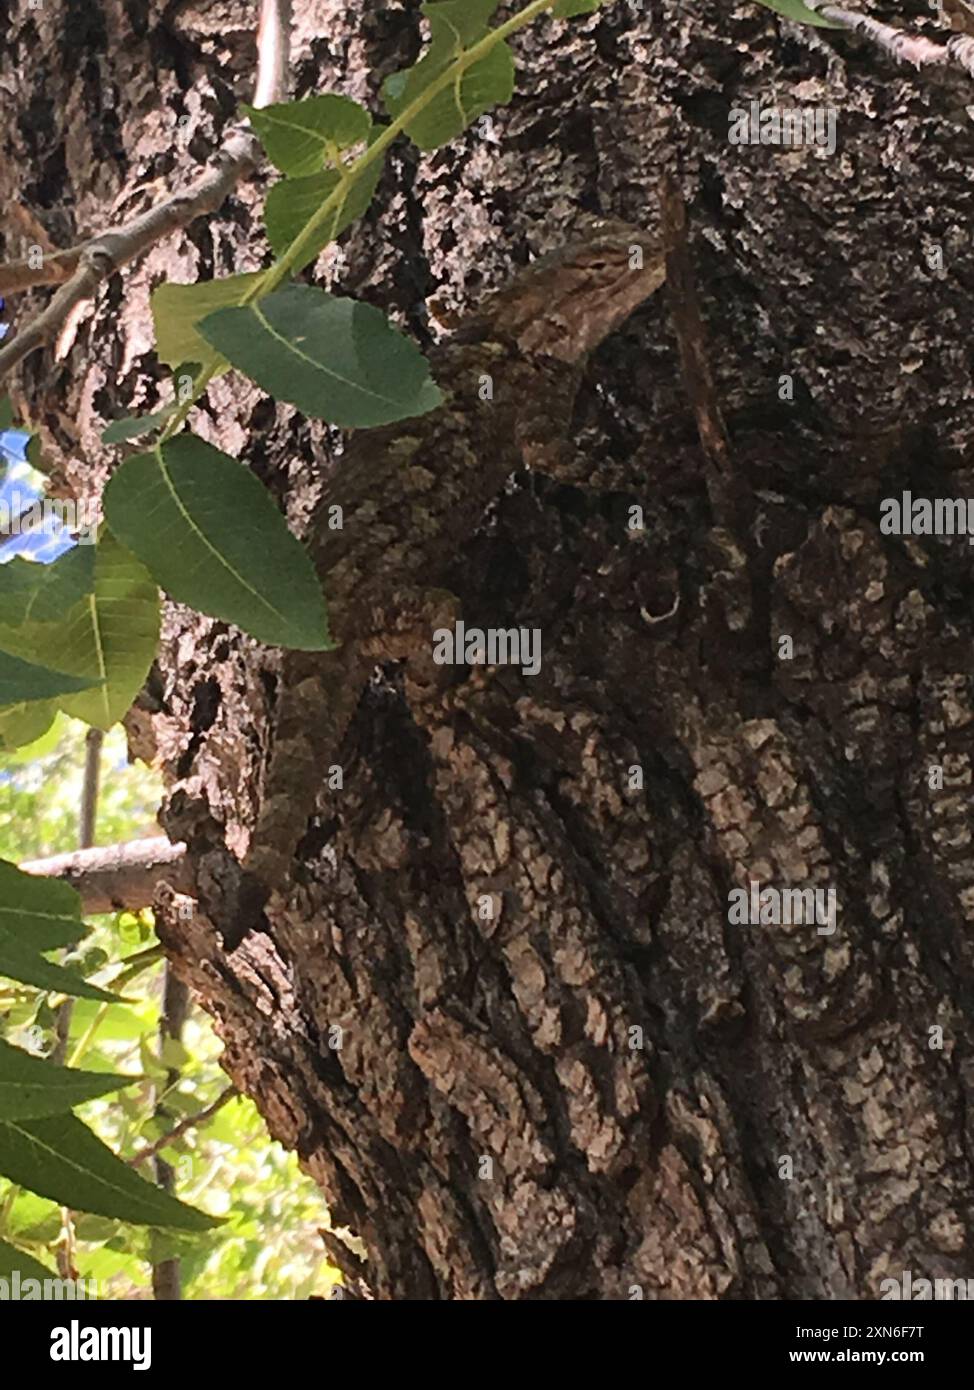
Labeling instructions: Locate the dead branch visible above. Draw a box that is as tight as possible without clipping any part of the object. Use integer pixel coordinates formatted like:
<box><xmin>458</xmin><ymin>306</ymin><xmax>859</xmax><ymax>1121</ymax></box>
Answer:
<box><xmin>19</xmin><ymin>837</ymin><xmax>192</xmax><ymax>914</ymax></box>
<box><xmin>0</xmin><ymin>0</ymin><xmax>292</xmax><ymax>380</ymax></box>
<box><xmin>805</xmin><ymin>1</ymin><xmax>974</xmax><ymax>77</ymax></box>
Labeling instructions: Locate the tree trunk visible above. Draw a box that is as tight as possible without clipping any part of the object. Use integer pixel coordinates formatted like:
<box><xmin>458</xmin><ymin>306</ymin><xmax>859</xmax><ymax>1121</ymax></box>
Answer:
<box><xmin>3</xmin><ymin>0</ymin><xmax>973</xmax><ymax>1299</ymax></box>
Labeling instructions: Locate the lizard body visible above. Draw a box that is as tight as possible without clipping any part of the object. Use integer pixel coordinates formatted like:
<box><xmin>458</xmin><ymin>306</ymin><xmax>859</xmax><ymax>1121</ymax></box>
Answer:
<box><xmin>243</xmin><ymin>220</ymin><xmax>667</xmax><ymax>897</ymax></box>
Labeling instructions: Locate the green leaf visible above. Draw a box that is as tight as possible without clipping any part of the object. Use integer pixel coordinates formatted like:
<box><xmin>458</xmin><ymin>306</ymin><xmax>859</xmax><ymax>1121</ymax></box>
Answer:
<box><xmin>0</xmin><ymin>532</ymin><xmax>159</xmax><ymax>730</ymax></box>
<box><xmin>0</xmin><ymin>700</ymin><xmax>57</xmax><ymax>753</ymax></box>
<box><xmin>0</xmin><ymin>1190</ymin><xmax>59</xmax><ymax>1242</ymax></box>
<box><xmin>138</xmin><ymin>1036</ymin><xmax>165</xmax><ymax>1079</ymax></box>
<box><xmin>57</xmin><ymin>532</ymin><xmax>160</xmax><ymax>730</ymax></box>
<box><xmin>0</xmin><ymin>860</ymin><xmax>88</xmax><ymax>951</ymax></box>
<box><xmin>552</xmin><ymin>0</ymin><xmax>603</xmax><ymax>13</ymax></box>
<box><xmin>0</xmin><ymin>927</ymin><xmax>117</xmax><ymax>1001</ymax></box>
<box><xmin>0</xmin><ymin>708</ymin><xmax>65</xmax><ymax>761</ymax></box>
<box><xmin>104</xmin><ymin>434</ymin><xmax>332</xmax><ymax>651</ymax></box>
<box><xmin>0</xmin><ymin>1236</ymin><xmax>56</xmax><ymax>1283</ymax></box>
<box><xmin>382</xmin><ymin>0</ymin><xmax>515</xmax><ymax>151</ymax></box>
<box><xmin>69</xmin><ymin>999</ymin><xmax>144</xmax><ymax>1044</ymax></box>
<box><xmin>754</xmin><ymin>0</ymin><xmax>839</xmax><ymax>26</ymax></box>
<box><xmin>0</xmin><ymin>1113</ymin><xmax>219</xmax><ymax>1229</ymax></box>
<box><xmin>102</xmin><ymin>407</ymin><xmax>177</xmax><ymax>445</ymax></box>
<box><xmin>25</xmin><ymin>434</ymin><xmax>53</xmax><ymax>477</ymax></box>
<box><xmin>243</xmin><ymin>94</ymin><xmax>372</xmax><ymax>177</ymax></box>
<box><xmin>0</xmin><ymin>1038</ymin><xmax>138</xmax><ymax>1120</ymax></box>
<box><xmin>151</xmin><ymin>272</ymin><xmax>264</xmax><ymax>374</ymax></box>
<box><xmin>199</xmin><ymin>284</ymin><xmax>443</xmax><ymax>428</ymax></box>
<box><xmin>159</xmin><ymin>1037</ymin><xmax>190</xmax><ymax>1071</ymax></box>
<box><xmin>0</xmin><ymin>546</ymin><xmax>95</xmax><ymax>626</ymax></box>
<box><xmin>263</xmin><ymin>157</ymin><xmax>384</xmax><ymax>269</ymax></box>
<box><xmin>0</xmin><ymin>398</ymin><xmax>14</xmax><ymax>431</ymax></box>
<box><xmin>72</xmin><ymin>1214</ymin><xmax>124</xmax><ymax>1243</ymax></box>
<box><xmin>0</xmin><ymin>647</ymin><xmax>97</xmax><ymax>706</ymax></box>
<box><xmin>0</xmin><ymin>555</ymin><xmax>95</xmax><ymax>740</ymax></box>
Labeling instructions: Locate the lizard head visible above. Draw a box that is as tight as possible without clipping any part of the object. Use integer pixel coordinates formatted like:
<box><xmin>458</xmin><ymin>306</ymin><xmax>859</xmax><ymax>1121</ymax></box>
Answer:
<box><xmin>473</xmin><ymin>217</ymin><xmax>666</xmax><ymax>365</ymax></box>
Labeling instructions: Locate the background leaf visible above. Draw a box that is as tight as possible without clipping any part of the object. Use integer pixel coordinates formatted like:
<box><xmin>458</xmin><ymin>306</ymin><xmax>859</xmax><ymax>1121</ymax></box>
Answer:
<box><xmin>104</xmin><ymin>434</ymin><xmax>332</xmax><ymax>651</ymax></box>
<box><xmin>199</xmin><ymin>284</ymin><xmax>442</xmax><ymax>428</ymax></box>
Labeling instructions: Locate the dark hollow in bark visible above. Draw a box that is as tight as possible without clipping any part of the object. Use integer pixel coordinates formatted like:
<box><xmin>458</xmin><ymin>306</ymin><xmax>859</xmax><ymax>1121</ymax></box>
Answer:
<box><xmin>2</xmin><ymin>0</ymin><xmax>972</xmax><ymax>1298</ymax></box>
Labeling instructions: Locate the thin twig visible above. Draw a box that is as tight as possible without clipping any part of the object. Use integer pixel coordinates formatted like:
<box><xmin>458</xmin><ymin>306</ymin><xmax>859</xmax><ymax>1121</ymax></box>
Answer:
<box><xmin>0</xmin><ymin>0</ymin><xmax>292</xmax><ymax>381</ymax></box>
<box><xmin>128</xmin><ymin>1085</ymin><xmax>236</xmax><ymax>1169</ymax></box>
<box><xmin>79</xmin><ymin>727</ymin><xmax>103</xmax><ymax>850</ymax></box>
<box><xmin>50</xmin><ymin>728</ymin><xmax>103</xmax><ymax>1068</ymax></box>
<box><xmin>151</xmin><ymin>963</ymin><xmax>192</xmax><ymax>1300</ymax></box>
<box><xmin>52</xmin><ymin>728</ymin><xmax>103</xmax><ymax>1282</ymax></box>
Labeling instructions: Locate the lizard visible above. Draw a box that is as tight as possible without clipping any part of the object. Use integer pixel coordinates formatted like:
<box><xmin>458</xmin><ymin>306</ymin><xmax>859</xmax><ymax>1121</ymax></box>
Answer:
<box><xmin>238</xmin><ymin>217</ymin><xmax>668</xmax><ymax>917</ymax></box>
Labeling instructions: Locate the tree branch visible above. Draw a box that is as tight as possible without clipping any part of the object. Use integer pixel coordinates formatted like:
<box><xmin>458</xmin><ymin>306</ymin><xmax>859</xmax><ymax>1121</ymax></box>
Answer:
<box><xmin>0</xmin><ymin>0</ymin><xmax>292</xmax><ymax>380</ymax></box>
<box><xmin>150</xmin><ymin>959</ymin><xmax>192</xmax><ymax>1299</ymax></box>
<box><xmin>255</xmin><ymin>0</ymin><xmax>292</xmax><ymax>109</ymax></box>
<box><xmin>806</xmin><ymin>2</ymin><xmax>974</xmax><ymax>77</ymax></box>
<box><xmin>51</xmin><ymin>728</ymin><xmax>104</xmax><ymax>1067</ymax></box>
<box><xmin>0</xmin><ymin>132</ymin><xmax>258</xmax><ymax>382</ymax></box>
<box><xmin>19</xmin><ymin>837</ymin><xmax>192</xmax><ymax>914</ymax></box>
<box><xmin>128</xmin><ymin>1085</ymin><xmax>236</xmax><ymax>1169</ymax></box>
<box><xmin>0</xmin><ymin>247</ymin><xmax>82</xmax><ymax>297</ymax></box>
<box><xmin>78</xmin><ymin>727</ymin><xmax>103</xmax><ymax>852</ymax></box>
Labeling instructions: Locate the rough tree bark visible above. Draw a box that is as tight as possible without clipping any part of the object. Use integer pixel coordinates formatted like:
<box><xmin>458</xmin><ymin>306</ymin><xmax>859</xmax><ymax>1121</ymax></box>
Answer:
<box><xmin>2</xmin><ymin>0</ymin><xmax>973</xmax><ymax>1299</ymax></box>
